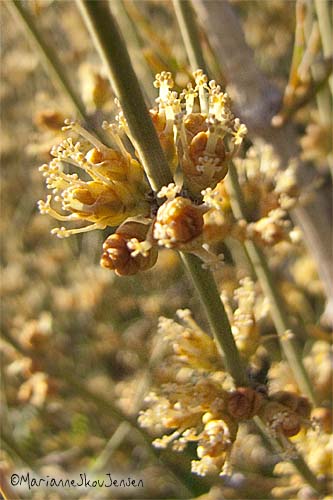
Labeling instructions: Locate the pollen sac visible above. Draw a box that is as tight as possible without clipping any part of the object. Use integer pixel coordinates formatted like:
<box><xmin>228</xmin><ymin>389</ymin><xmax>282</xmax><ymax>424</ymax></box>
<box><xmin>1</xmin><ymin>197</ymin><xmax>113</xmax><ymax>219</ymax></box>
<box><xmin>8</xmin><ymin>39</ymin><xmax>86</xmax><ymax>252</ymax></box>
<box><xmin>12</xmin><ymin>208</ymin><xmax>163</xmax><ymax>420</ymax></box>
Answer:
<box><xmin>153</xmin><ymin>197</ymin><xmax>205</xmax><ymax>249</ymax></box>
<box><xmin>100</xmin><ymin>221</ymin><xmax>157</xmax><ymax>276</ymax></box>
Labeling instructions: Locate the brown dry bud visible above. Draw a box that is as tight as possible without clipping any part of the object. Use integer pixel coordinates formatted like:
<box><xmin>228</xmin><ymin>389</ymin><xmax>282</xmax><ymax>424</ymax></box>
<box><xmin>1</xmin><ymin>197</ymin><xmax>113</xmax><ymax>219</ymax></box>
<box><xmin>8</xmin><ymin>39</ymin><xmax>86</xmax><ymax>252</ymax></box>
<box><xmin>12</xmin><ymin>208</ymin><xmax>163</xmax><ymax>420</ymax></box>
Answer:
<box><xmin>270</xmin><ymin>391</ymin><xmax>311</xmax><ymax>419</ymax></box>
<box><xmin>34</xmin><ymin>110</ymin><xmax>65</xmax><ymax>131</ymax></box>
<box><xmin>101</xmin><ymin>221</ymin><xmax>157</xmax><ymax>276</ymax></box>
<box><xmin>281</xmin><ymin>412</ymin><xmax>301</xmax><ymax>437</ymax></box>
<box><xmin>260</xmin><ymin>401</ymin><xmax>301</xmax><ymax>437</ymax></box>
<box><xmin>227</xmin><ymin>387</ymin><xmax>264</xmax><ymax>420</ymax></box>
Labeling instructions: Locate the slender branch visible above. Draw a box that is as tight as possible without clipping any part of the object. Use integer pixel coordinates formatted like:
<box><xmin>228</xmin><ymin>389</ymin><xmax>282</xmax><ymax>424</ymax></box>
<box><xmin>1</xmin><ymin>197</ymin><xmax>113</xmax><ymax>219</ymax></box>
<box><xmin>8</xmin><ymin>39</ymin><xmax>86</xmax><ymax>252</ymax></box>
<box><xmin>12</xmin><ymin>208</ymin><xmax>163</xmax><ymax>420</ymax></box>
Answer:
<box><xmin>8</xmin><ymin>0</ymin><xmax>87</xmax><ymax>122</ymax></box>
<box><xmin>76</xmin><ymin>0</ymin><xmax>173</xmax><ymax>192</ymax></box>
<box><xmin>108</xmin><ymin>0</ymin><xmax>155</xmax><ymax>104</ymax></box>
<box><xmin>76</xmin><ymin>0</ymin><xmax>248</xmax><ymax>390</ymax></box>
<box><xmin>181</xmin><ymin>253</ymin><xmax>248</xmax><ymax>386</ymax></box>
<box><xmin>253</xmin><ymin>417</ymin><xmax>324</xmax><ymax>493</ymax></box>
<box><xmin>193</xmin><ymin>1</ymin><xmax>333</xmax><ymax>323</ymax></box>
<box><xmin>227</xmin><ymin>162</ymin><xmax>317</xmax><ymax>406</ymax></box>
<box><xmin>314</xmin><ymin>0</ymin><xmax>333</xmax><ymax>97</ymax></box>
<box><xmin>172</xmin><ymin>0</ymin><xmax>208</xmax><ymax>74</ymax></box>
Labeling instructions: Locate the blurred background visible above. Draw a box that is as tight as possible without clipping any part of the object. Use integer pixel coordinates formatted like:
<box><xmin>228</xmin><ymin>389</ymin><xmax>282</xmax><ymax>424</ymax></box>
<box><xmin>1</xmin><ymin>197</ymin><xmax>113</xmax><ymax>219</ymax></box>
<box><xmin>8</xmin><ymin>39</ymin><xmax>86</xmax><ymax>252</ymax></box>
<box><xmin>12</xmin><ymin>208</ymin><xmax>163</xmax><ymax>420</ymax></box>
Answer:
<box><xmin>1</xmin><ymin>1</ymin><xmax>331</xmax><ymax>499</ymax></box>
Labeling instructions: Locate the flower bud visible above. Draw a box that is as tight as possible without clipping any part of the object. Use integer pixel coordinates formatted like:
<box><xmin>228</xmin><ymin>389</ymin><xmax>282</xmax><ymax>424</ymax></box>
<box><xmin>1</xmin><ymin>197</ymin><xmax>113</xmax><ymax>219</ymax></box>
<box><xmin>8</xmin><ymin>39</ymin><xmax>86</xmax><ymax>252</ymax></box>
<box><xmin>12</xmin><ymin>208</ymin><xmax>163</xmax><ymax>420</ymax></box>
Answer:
<box><xmin>101</xmin><ymin>221</ymin><xmax>157</xmax><ymax>276</ymax></box>
<box><xmin>227</xmin><ymin>387</ymin><xmax>264</xmax><ymax>420</ymax></box>
<box><xmin>153</xmin><ymin>197</ymin><xmax>205</xmax><ymax>249</ymax></box>
<box><xmin>260</xmin><ymin>401</ymin><xmax>301</xmax><ymax>437</ymax></box>
<box><xmin>311</xmin><ymin>407</ymin><xmax>332</xmax><ymax>433</ymax></box>
<box><xmin>270</xmin><ymin>391</ymin><xmax>311</xmax><ymax>419</ymax></box>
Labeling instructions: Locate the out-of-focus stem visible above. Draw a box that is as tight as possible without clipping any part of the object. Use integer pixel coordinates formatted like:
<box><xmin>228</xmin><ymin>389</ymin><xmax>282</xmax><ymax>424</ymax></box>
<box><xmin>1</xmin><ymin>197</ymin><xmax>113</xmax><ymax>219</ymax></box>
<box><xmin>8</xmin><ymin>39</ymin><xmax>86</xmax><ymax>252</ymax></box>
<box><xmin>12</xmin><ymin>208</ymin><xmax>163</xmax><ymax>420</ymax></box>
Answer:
<box><xmin>314</xmin><ymin>0</ymin><xmax>333</xmax><ymax>97</ymax></box>
<box><xmin>172</xmin><ymin>0</ymin><xmax>208</xmax><ymax>74</ymax></box>
<box><xmin>174</xmin><ymin>3</ymin><xmax>324</xmax><ymax>492</ymax></box>
<box><xmin>193</xmin><ymin>1</ymin><xmax>333</xmax><ymax>322</ymax></box>
<box><xmin>181</xmin><ymin>253</ymin><xmax>248</xmax><ymax>386</ymax></box>
<box><xmin>8</xmin><ymin>0</ymin><xmax>87</xmax><ymax>122</ymax></box>
<box><xmin>253</xmin><ymin>416</ymin><xmax>325</xmax><ymax>493</ymax></box>
<box><xmin>227</xmin><ymin>162</ymin><xmax>317</xmax><ymax>406</ymax></box>
<box><xmin>303</xmin><ymin>5</ymin><xmax>333</xmax><ymax>175</ymax></box>
<box><xmin>108</xmin><ymin>0</ymin><xmax>155</xmax><ymax>104</ymax></box>
<box><xmin>76</xmin><ymin>0</ymin><xmax>173</xmax><ymax>192</ymax></box>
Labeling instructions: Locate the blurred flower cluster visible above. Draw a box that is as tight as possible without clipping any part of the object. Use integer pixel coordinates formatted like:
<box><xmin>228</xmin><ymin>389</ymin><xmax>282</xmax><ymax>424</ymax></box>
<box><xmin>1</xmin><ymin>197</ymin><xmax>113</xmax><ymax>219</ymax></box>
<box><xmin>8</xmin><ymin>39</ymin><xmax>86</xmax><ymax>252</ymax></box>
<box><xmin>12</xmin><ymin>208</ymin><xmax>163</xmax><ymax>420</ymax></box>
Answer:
<box><xmin>138</xmin><ymin>303</ymin><xmax>317</xmax><ymax>478</ymax></box>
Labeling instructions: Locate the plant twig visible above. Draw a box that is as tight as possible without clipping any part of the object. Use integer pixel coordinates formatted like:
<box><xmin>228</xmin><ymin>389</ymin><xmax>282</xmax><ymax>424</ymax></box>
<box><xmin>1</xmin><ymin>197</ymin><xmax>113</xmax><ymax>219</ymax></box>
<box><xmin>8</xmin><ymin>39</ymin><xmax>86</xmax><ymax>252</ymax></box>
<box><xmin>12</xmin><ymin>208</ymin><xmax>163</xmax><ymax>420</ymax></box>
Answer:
<box><xmin>314</xmin><ymin>0</ymin><xmax>333</xmax><ymax>97</ymax></box>
<box><xmin>227</xmin><ymin>163</ymin><xmax>317</xmax><ymax>406</ymax></box>
<box><xmin>76</xmin><ymin>0</ymin><xmax>248</xmax><ymax>391</ymax></box>
<box><xmin>181</xmin><ymin>253</ymin><xmax>248</xmax><ymax>386</ymax></box>
<box><xmin>172</xmin><ymin>0</ymin><xmax>208</xmax><ymax>74</ymax></box>
<box><xmin>8</xmin><ymin>0</ymin><xmax>87</xmax><ymax>122</ymax></box>
<box><xmin>108</xmin><ymin>0</ymin><xmax>155</xmax><ymax>104</ymax></box>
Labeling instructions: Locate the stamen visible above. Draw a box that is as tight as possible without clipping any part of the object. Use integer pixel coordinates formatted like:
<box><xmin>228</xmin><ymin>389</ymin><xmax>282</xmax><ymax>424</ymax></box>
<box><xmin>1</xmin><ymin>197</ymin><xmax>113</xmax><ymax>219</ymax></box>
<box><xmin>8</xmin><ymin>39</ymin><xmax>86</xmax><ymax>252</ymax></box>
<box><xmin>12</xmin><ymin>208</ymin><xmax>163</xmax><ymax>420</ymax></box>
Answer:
<box><xmin>51</xmin><ymin>222</ymin><xmax>106</xmax><ymax>238</ymax></box>
<box><xmin>62</xmin><ymin>119</ymin><xmax>107</xmax><ymax>152</ymax></box>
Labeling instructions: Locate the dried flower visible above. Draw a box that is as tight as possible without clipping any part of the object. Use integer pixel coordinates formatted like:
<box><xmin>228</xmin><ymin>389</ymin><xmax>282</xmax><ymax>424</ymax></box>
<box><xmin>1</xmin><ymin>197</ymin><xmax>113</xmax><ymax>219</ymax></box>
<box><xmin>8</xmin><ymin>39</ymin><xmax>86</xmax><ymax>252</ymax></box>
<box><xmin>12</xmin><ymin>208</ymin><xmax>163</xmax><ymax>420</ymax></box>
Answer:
<box><xmin>100</xmin><ymin>220</ymin><xmax>157</xmax><ymax>276</ymax></box>
<box><xmin>227</xmin><ymin>387</ymin><xmax>264</xmax><ymax>420</ymax></box>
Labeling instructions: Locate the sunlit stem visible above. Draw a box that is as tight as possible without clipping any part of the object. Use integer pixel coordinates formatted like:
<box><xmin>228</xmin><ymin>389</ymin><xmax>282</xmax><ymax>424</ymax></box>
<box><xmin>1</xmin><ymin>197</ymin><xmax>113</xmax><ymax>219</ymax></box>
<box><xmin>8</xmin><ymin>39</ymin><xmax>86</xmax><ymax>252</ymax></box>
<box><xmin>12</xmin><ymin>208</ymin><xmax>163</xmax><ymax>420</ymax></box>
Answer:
<box><xmin>75</xmin><ymin>0</ymin><xmax>248</xmax><ymax>392</ymax></box>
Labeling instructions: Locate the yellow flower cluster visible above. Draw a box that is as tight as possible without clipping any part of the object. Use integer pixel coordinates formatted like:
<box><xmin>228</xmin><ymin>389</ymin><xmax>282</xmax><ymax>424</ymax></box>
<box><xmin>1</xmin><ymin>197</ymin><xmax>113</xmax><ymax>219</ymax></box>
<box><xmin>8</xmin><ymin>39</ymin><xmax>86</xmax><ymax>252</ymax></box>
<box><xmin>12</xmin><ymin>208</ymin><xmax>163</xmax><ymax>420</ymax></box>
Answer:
<box><xmin>38</xmin><ymin>71</ymin><xmax>301</xmax><ymax>277</ymax></box>
<box><xmin>37</xmin><ymin>70</ymin><xmax>248</xmax><ymax>275</ymax></box>
<box><xmin>139</xmin><ymin>310</ymin><xmax>313</xmax><ymax>477</ymax></box>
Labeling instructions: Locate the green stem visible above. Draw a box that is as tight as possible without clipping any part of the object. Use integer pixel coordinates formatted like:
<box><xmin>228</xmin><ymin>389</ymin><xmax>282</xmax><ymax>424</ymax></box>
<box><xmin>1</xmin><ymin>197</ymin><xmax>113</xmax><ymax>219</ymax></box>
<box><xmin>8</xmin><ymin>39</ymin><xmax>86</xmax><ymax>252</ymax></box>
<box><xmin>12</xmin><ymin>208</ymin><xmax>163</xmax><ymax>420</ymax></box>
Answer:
<box><xmin>227</xmin><ymin>163</ymin><xmax>317</xmax><ymax>406</ymax></box>
<box><xmin>108</xmin><ymin>0</ymin><xmax>155</xmax><ymax>104</ymax></box>
<box><xmin>314</xmin><ymin>0</ymin><xmax>333</xmax><ymax>97</ymax></box>
<box><xmin>253</xmin><ymin>416</ymin><xmax>325</xmax><ymax>494</ymax></box>
<box><xmin>76</xmin><ymin>0</ymin><xmax>247</xmax><ymax>390</ymax></box>
<box><xmin>8</xmin><ymin>0</ymin><xmax>87</xmax><ymax>122</ymax></box>
<box><xmin>181</xmin><ymin>253</ymin><xmax>248</xmax><ymax>386</ymax></box>
<box><xmin>172</xmin><ymin>0</ymin><xmax>208</xmax><ymax>73</ymax></box>
<box><xmin>173</xmin><ymin>2</ymin><xmax>324</xmax><ymax>491</ymax></box>
<box><xmin>76</xmin><ymin>0</ymin><xmax>173</xmax><ymax>192</ymax></box>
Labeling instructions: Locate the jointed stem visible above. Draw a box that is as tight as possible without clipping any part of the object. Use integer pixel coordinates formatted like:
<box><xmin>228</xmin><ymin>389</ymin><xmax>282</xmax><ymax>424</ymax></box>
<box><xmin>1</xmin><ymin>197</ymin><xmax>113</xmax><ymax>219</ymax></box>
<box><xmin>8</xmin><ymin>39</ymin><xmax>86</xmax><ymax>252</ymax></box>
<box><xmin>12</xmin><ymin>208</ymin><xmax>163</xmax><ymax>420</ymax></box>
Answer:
<box><xmin>172</xmin><ymin>0</ymin><xmax>208</xmax><ymax>75</ymax></box>
<box><xmin>314</xmin><ymin>0</ymin><xmax>333</xmax><ymax>97</ymax></box>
